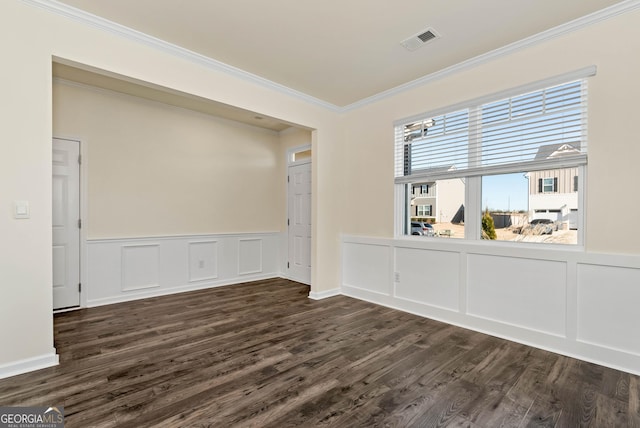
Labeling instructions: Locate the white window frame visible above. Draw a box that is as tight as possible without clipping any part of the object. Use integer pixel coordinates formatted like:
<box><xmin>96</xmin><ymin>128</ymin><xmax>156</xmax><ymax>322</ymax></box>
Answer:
<box><xmin>417</xmin><ymin>205</ymin><xmax>432</xmax><ymax>217</ymax></box>
<box><xmin>394</xmin><ymin>67</ymin><xmax>595</xmax><ymax>247</ymax></box>
<box><xmin>543</xmin><ymin>177</ymin><xmax>555</xmax><ymax>193</ymax></box>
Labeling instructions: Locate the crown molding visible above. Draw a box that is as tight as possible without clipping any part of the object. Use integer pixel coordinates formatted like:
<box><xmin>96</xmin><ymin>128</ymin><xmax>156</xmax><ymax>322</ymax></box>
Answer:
<box><xmin>22</xmin><ymin>0</ymin><xmax>342</xmax><ymax>113</ymax></box>
<box><xmin>341</xmin><ymin>0</ymin><xmax>640</xmax><ymax>112</ymax></box>
<box><xmin>23</xmin><ymin>0</ymin><xmax>640</xmax><ymax>114</ymax></box>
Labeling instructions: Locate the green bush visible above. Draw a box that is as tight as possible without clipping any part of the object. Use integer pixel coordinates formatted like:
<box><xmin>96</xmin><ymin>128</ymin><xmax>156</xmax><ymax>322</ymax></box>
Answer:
<box><xmin>482</xmin><ymin>210</ymin><xmax>497</xmax><ymax>240</ymax></box>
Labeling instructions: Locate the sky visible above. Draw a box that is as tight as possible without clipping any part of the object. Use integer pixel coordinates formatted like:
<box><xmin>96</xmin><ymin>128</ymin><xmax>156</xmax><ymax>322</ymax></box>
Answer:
<box><xmin>482</xmin><ymin>173</ymin><xmax>529</xmax><ymax>211</ymax></box>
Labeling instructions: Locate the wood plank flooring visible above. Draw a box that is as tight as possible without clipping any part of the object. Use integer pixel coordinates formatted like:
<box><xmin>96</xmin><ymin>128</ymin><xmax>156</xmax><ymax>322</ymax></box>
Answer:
<box><xmin>0</xmin><ymin>278</ymin><xmax>639</xmax><ymax>427</ymax></box>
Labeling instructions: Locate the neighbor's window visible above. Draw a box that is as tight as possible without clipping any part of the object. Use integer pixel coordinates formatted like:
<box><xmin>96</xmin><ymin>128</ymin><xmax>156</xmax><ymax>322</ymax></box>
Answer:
<box><xmin>417</xmin><ymin>205</ymin><xmax>432</xmax><ymax>216</ymax></box>
<box><xmin>542</xmin><ymin>177</ymin><xmax>556</xmax><ymax>193</ymax></box>
<box><xmin>395</xmin><ymin>68</ymin><xmax>591</xmax><ymax>245</ymax></box>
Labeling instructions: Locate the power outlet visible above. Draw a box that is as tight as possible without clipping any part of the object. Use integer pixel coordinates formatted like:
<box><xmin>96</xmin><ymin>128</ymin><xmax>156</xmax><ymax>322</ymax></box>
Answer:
<box><xmin>198</xmin><ymin>260</ymin><xmax>205</xmax><ymax>269</ymax></box>
<box><xmin>394</xmin><ymin>272</ymin><xmax>400</xmax><ymax>282</ymax></box>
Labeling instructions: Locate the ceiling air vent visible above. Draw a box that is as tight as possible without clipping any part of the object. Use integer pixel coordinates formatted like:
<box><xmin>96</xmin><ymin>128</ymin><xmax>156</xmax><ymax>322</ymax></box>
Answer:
<box><xmin>401</xmin><ymin>28</ymin><xmax>440</xmax><ymax>51</ymax></box>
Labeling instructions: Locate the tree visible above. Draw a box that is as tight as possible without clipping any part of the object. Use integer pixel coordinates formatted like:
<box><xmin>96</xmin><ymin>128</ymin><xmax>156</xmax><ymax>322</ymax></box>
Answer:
<box><xmin>481</xmin><ymin>209</ymin><xmax>497</xmax><ymax>240</ymax></box>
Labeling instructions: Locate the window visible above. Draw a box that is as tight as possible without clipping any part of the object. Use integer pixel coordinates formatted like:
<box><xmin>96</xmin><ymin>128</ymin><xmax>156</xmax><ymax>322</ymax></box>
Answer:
<box><xmin>421</xmin><ymin>184</ymin><xmax>429</xmax><ymax>194</ymax></box>
<box><xmin>395</xmin><ymin>68</ymin><xmax>592</xmax><ymax>244</ymax></box>
<box><xmin>417</xmin><ymin>205</ymin><xmax>432</xmax><ymax>216</ymax></box>
<box><xmin>483</xmin><ymin>168</ymin><xmax>580</xmax><ymax>244</ymax></box>
<box><xmin>541</xmin><ymin>177</ymin><xmax>557</xmax><ymax>193</ymax></box>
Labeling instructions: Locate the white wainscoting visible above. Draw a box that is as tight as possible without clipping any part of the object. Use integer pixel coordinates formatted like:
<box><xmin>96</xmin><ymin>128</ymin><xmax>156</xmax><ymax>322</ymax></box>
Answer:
<box><xmin>341</xmin><ymin>235</ymin><xmax>640</xmax><ymax>375</ymax></box>
<box><xmin>86</xmin><ymin>232</ymin><xmax>280</xmax><ymax>307</ymax></box>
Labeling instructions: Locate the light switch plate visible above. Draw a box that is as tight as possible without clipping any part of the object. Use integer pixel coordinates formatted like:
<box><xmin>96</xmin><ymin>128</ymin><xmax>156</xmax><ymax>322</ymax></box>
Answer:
<box><xmin>14</xmin><ymin>201</ymin><xmax>30</xmax><ymax>219</ymax></box>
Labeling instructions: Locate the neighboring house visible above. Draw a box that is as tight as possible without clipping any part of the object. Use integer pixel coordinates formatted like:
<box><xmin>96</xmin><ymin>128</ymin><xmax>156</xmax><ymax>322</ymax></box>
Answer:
<box><xmin>527</xmin><ymin>143</ymin><xmax>580</xmax><ymax>229</ymax></box>
<box><xmin>410</xmin><ymin>177</ymin><xmax>465</xmax><ymax>223</ymax></box>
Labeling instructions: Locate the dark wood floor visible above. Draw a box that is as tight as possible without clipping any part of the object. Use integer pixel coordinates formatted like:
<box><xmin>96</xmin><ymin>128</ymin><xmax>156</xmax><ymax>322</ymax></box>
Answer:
<box><xmin>0</xmin><ymin>278</ymin><xmax>639</xmax><ymax>427</ymax></box>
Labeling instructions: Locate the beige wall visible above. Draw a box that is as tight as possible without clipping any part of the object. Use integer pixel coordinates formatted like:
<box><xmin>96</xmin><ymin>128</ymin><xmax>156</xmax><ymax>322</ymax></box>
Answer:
<box><xmin>0</xmin><ymin>1</ymin><xmax>342</xmax><ymax>369</ymax></box>
<box><xmin>53</xmin><ymin>81</ymin><xmax>283</xmax><ymax>238</ymax></box>
<box><xmin>341</xmin><ymin>8</ymin><xmax>640</xmax><ymax>254</ymax></box>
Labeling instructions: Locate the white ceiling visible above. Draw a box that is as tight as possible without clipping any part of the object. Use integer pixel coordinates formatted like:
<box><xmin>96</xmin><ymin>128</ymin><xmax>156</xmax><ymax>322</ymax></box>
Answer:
<box><xmin>53</xmin><ymin>0</ymin><xmax>627</xmax><ymax>107</ymax></box>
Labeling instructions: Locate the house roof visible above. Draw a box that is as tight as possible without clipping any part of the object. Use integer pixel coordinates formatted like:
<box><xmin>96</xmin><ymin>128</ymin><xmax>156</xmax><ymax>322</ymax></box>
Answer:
<box><xmin>534</xmin><ymin>143</ymin><xmax>582</xmax><ymax>161</ymax></box>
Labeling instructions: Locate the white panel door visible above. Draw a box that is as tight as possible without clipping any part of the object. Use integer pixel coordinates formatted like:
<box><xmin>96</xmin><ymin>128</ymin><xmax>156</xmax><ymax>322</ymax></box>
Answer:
<box><xmin>287</xmin><ymin>162</ymin><xmax>311</xmax><ymax>285</ymax></box>
<box><xmin>52</xmin><ymin>138</ymin><xmax>81</xmax><ymax>309</ymax></box>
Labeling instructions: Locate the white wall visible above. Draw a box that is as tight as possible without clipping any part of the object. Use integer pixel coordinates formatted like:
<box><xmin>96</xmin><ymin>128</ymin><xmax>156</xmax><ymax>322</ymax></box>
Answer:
<box><xmin>0</xmin><ymin>0</ymin><xmax>343</xmax><ymax>377</ymax></box>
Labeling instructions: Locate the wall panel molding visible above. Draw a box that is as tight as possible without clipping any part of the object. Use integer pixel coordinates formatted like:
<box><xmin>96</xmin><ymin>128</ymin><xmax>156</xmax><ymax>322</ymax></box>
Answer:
<box><xmin>87</xmin><ymin>232</ymin><xmax>280</xmax><ymax>307</ymax></box>
<box><xmin>342</xmin><ymin>235</ymin><xmax>640</xmax><ymax>375</ymax></box>
<box><xmin>238</xmin><ymin>238</ymin><xmax>263</xmax><ymax>275</ymax></box>
<box><xmin>121</xmin><ymin>244</ymin><xmax>160</xmax><ymax>292</ymax></box>
<box><xmin>188</xmin><ymin>240</ymin><xmax>219</xmax><ymax>283</ymax></box>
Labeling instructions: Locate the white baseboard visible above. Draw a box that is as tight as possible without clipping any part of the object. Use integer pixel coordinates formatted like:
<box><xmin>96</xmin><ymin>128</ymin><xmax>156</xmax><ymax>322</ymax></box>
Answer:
<box><xmin>280</xmin><ymin>272</ymin><xmax>311</xmax><ymax>286</ymax></box>
<box><xmin>0</xmin><ymin>351</ymin><xmax>59</xmax><ymax>380</ymax></box>
<box><xmin>308</xmin><ymin>288</ymin><xmax>341</xmax><ymax>300</ymax></box>
<box><xmin>342</xmin><ymin>234</ymin><xmax>640</xmax><ymax>375</ymax></box>
<box><xmin>87</xmin><ymin>273</ymin><xmax>279</xmax><ymax>307</ymax></box>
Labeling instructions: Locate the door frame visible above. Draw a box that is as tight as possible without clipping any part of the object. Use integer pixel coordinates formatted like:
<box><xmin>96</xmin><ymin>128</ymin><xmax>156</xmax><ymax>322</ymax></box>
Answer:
<box><xmin>285</xmin><ymin>144</ymin><xmax>312</xmax><ymax>285</ymax></box>
<box><xmin>53</xmin><ymin>135</ymin><xmax>88</xmax><ymax>311</ymax></box>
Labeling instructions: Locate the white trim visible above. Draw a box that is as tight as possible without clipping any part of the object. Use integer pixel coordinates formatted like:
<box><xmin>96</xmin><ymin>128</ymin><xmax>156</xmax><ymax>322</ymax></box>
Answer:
<box><xmin>87</xmin><ymin>231</ymin><xmax>280</xmax><ymax>244</ymax></box>
<box><xmin>121</xmin><ymin>243</ymin><xmax>161</xmax><ymax>291</ymax></box>
<box><xmin>308</xmin><ymin>288</ymin><xmax>341</xmax><ymax>300</ymax></box>
<box><xmin>342</xmin><ymin>283</ymin><xmax>640</xmax><ymax>376</ymax></box>
<box><xmin>0</xmin><ymin>351</ymin><xmax>59</xmax><ymax>380</ymax></box>
<box><xmin>280</xmin><ymin>272</ymin><xmax>311</xmax><ymax>286</ymax></box>
<box><xmin>25</xmin><ymin>0</ymin><xmax>640</xmax><ymax>111</ymax></box>
<box><xmin>342</xmin><ymin>234</ymin><xmax>640</xmax><ymax>375</ymax></box>
<box><xmin>578</xmin><ymin>166</ymin><xmax>587</xmax><ymax>246</ymax></box>
<box><xmin>286</xmin><ymin>144</ymin><xmax>312</xmax><ymax>166</ymax></box>
<box><xmin>25</xmin><ymin>0</ymin><xmax>340</xmax><ymax>112</ymax></box>
<box><xmin>86</xmin><ymin>232</ymin><xmax>281</xmax><ymax>306</ymax></box>
<box><xmin>343</xmin><ymin>1</ymin><xmax>638</xmax><ymax>111</ymax></box>
<box><xmin>237</xmin><ymin>238</ymin><xmax>264</xmax><ymax>275</ymax></box>
<box><xmin>87</xmin><ymin>273</ymin><xmax>278</xmax><ymax>308</ymax></box>
<box><xmin>188</xmin><ymin>240</ymin><xmax>219</xmax><ymax>283</ymax></box>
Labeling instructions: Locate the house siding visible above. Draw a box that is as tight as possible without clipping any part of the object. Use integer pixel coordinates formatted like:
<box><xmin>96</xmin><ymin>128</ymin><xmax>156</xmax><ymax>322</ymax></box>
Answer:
<box><xmin>529</xmin><ymin>167</ymin><xmax>578</xmax><ymax>195</ymax></box>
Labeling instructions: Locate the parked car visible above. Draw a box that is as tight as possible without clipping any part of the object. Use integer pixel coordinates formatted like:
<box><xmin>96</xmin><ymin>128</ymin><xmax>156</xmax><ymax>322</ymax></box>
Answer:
<box><xmin>523</xmin><ymin>218</ymin><xmax>558</xmax><ymax>235</ymax></box>
<box><xmin>411</xmin><ymin>221</ymin><xmax>434</xmax><ymax>236</ymax></box>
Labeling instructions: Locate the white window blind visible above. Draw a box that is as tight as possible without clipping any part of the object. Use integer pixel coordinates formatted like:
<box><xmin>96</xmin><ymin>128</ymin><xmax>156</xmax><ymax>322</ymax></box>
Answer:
<box><xmin>395</xmin><ymin>71</ymin><xmax>591</xmax><ymax>184</ymax></box>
